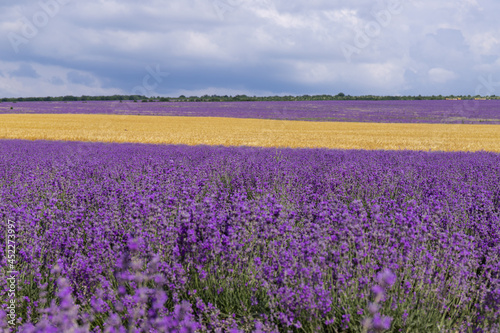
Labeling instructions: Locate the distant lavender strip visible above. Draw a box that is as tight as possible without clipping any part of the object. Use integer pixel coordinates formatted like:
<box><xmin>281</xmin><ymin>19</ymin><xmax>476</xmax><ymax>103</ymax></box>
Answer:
<box><xmin>1</xmin><ymin>100</ymin><xmax>500</xmax><ymax>123</ymax></box>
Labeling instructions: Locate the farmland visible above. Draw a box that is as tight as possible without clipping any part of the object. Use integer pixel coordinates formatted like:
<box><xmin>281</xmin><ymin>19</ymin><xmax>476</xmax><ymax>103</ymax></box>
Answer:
<box><xmin>0</xmin><ymin>114</ymin><xmax>500</xmax><ymax>152</ymax></box>
<box><xmin>0</xmin><ymin>140</ymin><xmax>499</xmax><ymax>332</ymax></box>
<box><xmin>0</xmin><ymin>100</ymin><xmax>499</xmax><ymax>332</ymax></box>
<box><xmin>1</xmin><ymin>100</ymin><xmax>500</xmax><ymax>124</ymax></box>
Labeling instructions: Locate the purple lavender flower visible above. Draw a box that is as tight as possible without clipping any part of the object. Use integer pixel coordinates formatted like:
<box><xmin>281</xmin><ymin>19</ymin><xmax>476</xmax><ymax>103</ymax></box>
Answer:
<box><xmin>127</xmin><ymin>237</ymin><xmax>143</xmax><ymax>252</ymax></box>
<box><xmin>0</xmin><ymin>140</ymin><xmax>499</xmax><ymax>331</ymax></box>
<box><xmin>4</xmin><ymin>100</ymin><xmax>500</xmax><ymax>124</ymax></box>
<box><xmin>371</xmin><ymin>285</ymin><xmax>384</xmax><ymax>297</ymax></box>
<box><xmin>377</xmin><ymin>269</ymin><xmax>396</xmax><ymax>288</ymax></box>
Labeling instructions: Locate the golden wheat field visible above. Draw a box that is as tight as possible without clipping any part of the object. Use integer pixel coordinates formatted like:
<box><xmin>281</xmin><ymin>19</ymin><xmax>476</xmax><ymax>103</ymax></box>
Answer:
<box><xmin>0</xmin><ymin>114</ymin><xmax>499</xmax><ymax>152</ymax></box>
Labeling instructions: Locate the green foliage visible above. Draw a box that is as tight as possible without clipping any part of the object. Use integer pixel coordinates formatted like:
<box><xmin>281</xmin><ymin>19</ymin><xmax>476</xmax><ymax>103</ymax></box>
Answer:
<box><xmin>0</xmin><ymin>95</ymin><xmax>147</xmax><ymax>102</ymax></box>
<box><xmin>1</xmin><ymin>94</ymin><xmax>499</xmax><ymax>103</ymax></box>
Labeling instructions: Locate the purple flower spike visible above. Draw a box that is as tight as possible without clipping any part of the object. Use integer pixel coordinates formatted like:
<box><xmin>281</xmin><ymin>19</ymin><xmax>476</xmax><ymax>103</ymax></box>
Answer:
<box><xmin>371</xmin><ymin>285</ymin><xmax>384</xmax><ymax>296</ymax></box>
<box><xmin>368</xmin><ymin>302</ymin><xmax>380</xmax><ymax>315</ymax></box>
<box><xmin>377</xmin><ymin>269</ymin><xmax>396</xmax><ymax>288</ymax></box>
<box><xmin>372</xmin><ymin>313</ymin><xmax>392</xmax><ymax>331</ymax></box>
<box><xmin>127</xmin><ymin>237</ymin><xmax>143</xmax><ymax>251</ymax></box>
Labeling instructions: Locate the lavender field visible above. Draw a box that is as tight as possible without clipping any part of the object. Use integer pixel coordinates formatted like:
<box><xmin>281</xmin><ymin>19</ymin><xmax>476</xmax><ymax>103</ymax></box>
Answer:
<box><xmin>0</xmin><ymin>140</ymin><xmax>499</xmax><ymax>332</ymax></box>
<box><xmin>1</xmin><ymin>100</ymin><xmax>500</xmax><ymax>124</ymax></box>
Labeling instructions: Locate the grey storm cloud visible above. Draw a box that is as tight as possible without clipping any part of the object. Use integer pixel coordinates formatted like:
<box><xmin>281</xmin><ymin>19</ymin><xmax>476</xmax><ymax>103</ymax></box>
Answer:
<box><xmin>9</xmin><ymin>63</ymin><xmax>40</xmax><ymax>78</ymax></box>
<box><xmin>1</xmin><ymin>0</ymin><xmax>500</xmax><ymax>97</ymax></box>
<box><xmin>66</xmin><ymin>71</ymin><xmax>95</xmax><ymax>86</ymax></box>
<box><xmin>49</xmin><ymin>76</ymin><xmax>64</xmax><ymax>85</ymax></box>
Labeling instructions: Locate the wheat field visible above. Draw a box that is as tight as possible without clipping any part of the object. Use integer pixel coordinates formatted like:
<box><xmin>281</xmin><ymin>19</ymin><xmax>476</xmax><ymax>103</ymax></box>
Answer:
<box><xmin>1</xmin><ymin>114</ymin><xmax>499</xmax><ymax>152</ymax></box>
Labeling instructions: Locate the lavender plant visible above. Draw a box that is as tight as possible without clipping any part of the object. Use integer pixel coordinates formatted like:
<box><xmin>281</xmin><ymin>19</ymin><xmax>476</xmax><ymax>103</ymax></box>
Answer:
<box><xmin>1</xmin><ymin>100</ymin><xmax>500</xmax><ymax>124</ymax></box>
<box><xmin>362</xmin><ymin>269</ymin><xmax>395</xmax><ymax>333</ymax></box>
<box><xmin>0</xmin><ymin>140</ymin><xmax>499</xmax><ymax>332</ymax></box>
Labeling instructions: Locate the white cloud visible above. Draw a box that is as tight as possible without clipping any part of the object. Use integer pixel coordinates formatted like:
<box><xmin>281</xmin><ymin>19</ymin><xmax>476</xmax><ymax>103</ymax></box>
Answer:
<box><xmin>428</xmin><ymin>68</ymin><xmax>458</xmax><ymax>83</ymax></box>
<box><xmin>287</xmin><ymin>61</ymin><xmax>339</xmax><ymax>84</ymax></box>
<box><xmin>170</xmin><ymin>86</ymin><xmax>276</xmax><ymax>97</ymax></box>
<box><xmin>467</xmin><ymin>32</ymin><xmax>500</xmax><ymax>55</ymax></box>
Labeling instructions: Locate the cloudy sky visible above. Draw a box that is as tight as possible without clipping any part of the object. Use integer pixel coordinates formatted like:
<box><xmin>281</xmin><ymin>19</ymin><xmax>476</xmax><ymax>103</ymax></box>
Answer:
<box><xmin>1</xmin><ymin>0</ymin><xmax>499</xmax><ymax>98</ymax></box>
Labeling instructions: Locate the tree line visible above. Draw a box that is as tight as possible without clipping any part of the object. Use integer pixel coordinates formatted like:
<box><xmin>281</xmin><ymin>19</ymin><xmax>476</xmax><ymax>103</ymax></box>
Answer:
<box><xmin>1</xmin><ymin>93</ymin><xmax>498</xmax><ymax>103</ymax></box>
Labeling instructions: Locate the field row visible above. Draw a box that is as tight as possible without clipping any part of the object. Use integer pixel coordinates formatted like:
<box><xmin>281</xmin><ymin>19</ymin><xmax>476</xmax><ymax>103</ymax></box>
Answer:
<box><xmin>2</xmin><ymin>100</ymin><xmax>500</xmax><ymax>124</ymax></box>
<box><xmin>1</xmin><ymin>114</ymin><xmax>500</xmax><ymax>152</ymax></box>
<box><xmin>0</xmin><ymin>140</ymin><xmax>499</xmax><ymax>331</ymax></box>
